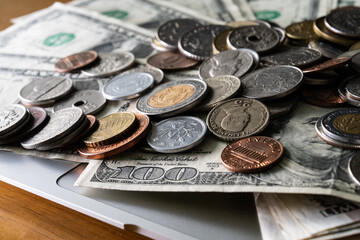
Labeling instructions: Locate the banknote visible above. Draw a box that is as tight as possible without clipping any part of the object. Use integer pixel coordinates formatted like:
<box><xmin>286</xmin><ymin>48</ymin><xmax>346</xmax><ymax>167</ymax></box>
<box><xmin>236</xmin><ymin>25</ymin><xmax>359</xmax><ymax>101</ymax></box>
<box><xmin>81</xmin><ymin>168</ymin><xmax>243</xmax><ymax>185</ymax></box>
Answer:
<box><xmin>338</xmin><ymin>0</ymin><xmax>360</xmax><ymax>7</ymax></box>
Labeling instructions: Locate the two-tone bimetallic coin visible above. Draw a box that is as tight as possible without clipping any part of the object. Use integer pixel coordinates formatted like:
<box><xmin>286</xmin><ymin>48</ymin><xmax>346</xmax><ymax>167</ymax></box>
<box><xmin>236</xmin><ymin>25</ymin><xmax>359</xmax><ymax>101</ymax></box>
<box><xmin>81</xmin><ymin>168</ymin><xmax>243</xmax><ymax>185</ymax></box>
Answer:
<box><xmin>325</xmin><ymin>7</ymin><xmax>360</xmax><ymax>38</ymax></box>
<box><xmin>147</xmin><ymin>52</ymin><xmax>198</xmax><ymax>70</ymax></box>
<box><xmin>55</xmin><ymin>50</ymin><xmax>98</xmax><ymax>73</ymax></box>
<box><xmin>102</xmin><ymin>72</ymin><xmax>154</xmax><ymax>100</ymax></box>
<box><xmin>136</xmin><ymin>79</ymin><xmax>207</xmax><ymax>118</ymax></box>
<box><xmin>147</xmin><ymin>116</ymin><xmax>207</xmax><ymax>153</ymax></box>
<box><xmin>348</xmin><ymin>152</ymin><xmax>360</xmax><ymax>185</ymax></box>
<box><xmin>120</xmin><ymin>66</ymin><xmax>164</xmax><ymax>84</ymax></box>
<box><xmin>0</xmin><ymin>104</ymin><xmax>29</xmax><ymax>136</ymax></box>
<box><xmin>206</xmin><ymin>98</ymin><xmax>270</xmax><ymax>141</ymax></box>
<box><xmin>240</xmin><ymin>65</ymin><xmax>303</xmax><ymax>101</ymax></box>
<box><xmin>81</xmin><ymin>51</ymin><xmax>135</xmax><ymax>77</ymax></box>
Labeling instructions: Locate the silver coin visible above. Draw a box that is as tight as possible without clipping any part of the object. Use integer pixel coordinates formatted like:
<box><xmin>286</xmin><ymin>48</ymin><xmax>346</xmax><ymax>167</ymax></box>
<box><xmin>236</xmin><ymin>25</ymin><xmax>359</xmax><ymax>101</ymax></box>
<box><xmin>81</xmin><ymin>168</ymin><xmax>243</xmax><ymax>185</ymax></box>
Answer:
<box><xmin>348</xmin><ymin>152</ymin><xmax>360</xmax><ymax>185</ymax></box>
<box><xmin>156</xmin><ymin>18</ymin><xmax>202</xmax><ymax>50</ymax></box>
<box><xmin>350</xmin><ymin>53</ymin><xmax>360</xmax><ymax>72</ymax></box>
<box><xmin>264</xmin><ymin>93</ymin><xmax>299</xmax><ymax>119</ymax></box>
<box><xmin>325</xmin><ymin>7</ymin><xmax>360</xmax><ymax>38</ymax></box>
<box><xmin>261</xmin><ymin>47</ymin><xmax>322</xmax><ymax>68</ymax></box>
<box><xmin>53</xmin><ymin>90</ymin><xmax>106</xmax><ymax>115</ymax></box>
<box><xmin>303</xmin><ymin>71</ymin><xmax>340</xmax><ymax>86</ymax></box>
<box><xmin>19</xmin><ymin>77</ymin><xmax>72</xmax><ymax>105</ymax></box>
<box><xmin>236</xmin><ymin>48</ymin><xmax>260</xmax><ymax>70</ymax></box>
<box><xmin>0</xmin><ymin>108</ymin><xmax>31</xmax><ymax>142</ymax></box>
<box><xmin>206</xmin><ymin>98</ymin><xmax>270</xmax><ymax>141</ymax></box>
<box><xmin>21</xmin><ymin>107</ymin><xmax>85</xmax><ymax>149</ymax></box>
<box><xmin>120</xmin><ymin>66</ymin><xmax>164</xmax><ymax>84</ymax></box>
<box><xmin>199</xmin><ymin>49</ymin><xmax>253</xmax><ymax>80</ymax></box>
<box><xmin>338</xmin><ymin>49</ymin><xmax>360</xmax><ymax>58</ymax></box>
<box><xmin>308</xmin><ymin>40</ymin><xmax>345</xmax><ymax>59</ymax></box>
<box><xmin>346</xmin><ymin>77</ymin><xmax>360</xmax><ymax>101</ymax></box>
<box><xmin>147</xmin><ymin>116</ymin><xmax>207</xmax><ymax>153</ymax></box>
<box><xmin>194</xmin><ymin>75</ymin><xmax>241</xmax><ymax>111</ymax></box>
<box><xmin>227</xmin><ymin>25</ymin><xmax>280</xmax><ymax>53</ymax></box>
<box><xmin>136</xmin><ymin>79</ymin><xmax>208</xmax><ymax>118</ymax></box>
<box><xmin>81</xmin><ymin>51</ymin><xmax>135</xmax><ymax>77</ymax></box>
<box><xmin>0</xmin><ymin>104</ymin><xmax>28</xmax><ymax>136</ymax></box>
<box><xmin>338</xmin><ymin>77</ymin><xmax>360</xmax><ymax>107</ymax></box>
<box><xmin>178</xmin><ymin>25</ymin><xmax>230</xmax><ymax>60</ymax></box>
<box><xmin>102</xmin><ymin>72</ymin><xmax>154</xmax><ymax>100</ymax></box>
<box><xmin>273</xmin><ymin>27</ymin><xmax>286</xmax><ymax>45</ymax></box>
<box><xmin>240</xmin><ymin>65</ymin><xmax>303</xmax><ymax>101</ymax></box>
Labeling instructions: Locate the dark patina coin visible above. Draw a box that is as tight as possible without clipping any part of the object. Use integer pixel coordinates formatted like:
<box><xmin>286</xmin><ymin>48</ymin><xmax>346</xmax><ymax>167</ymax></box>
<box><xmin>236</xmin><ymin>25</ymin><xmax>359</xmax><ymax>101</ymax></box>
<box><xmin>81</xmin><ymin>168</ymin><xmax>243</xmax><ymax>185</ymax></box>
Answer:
<box><xmin>301</xmin><ymin>85</ymin><xmax>346</xmax><ymax>108</ymax></box>
<box><xmin>350</xmin><ymin>52</ymin><xmax>360</xmax><ymax>72</ymax></box>
<box><xmin>302</xmin><ymin>57</ymin><xmax>350</xmax><ymax>74</ymax></box>
<box><xmin>325</xmin><ymin>7</ymin><xmax>360</xmax><ymax>38</ymax></box>
<box><xmin>264</xmin><ymin>93</ymin><xmax>299</xmax><ymax>119</ymax></box>
<box><xmin>309</xmin><ymin>40</ymin><xmax>346</xmax><ymax>59</ymax></box>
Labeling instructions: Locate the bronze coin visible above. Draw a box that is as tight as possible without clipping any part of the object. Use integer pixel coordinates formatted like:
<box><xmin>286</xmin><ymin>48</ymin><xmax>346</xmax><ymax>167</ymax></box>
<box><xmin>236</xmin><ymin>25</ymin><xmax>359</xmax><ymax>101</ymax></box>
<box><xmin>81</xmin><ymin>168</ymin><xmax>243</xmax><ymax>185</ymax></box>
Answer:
<box><xmin>221</xmin><ymin>136</ymin><xmax>284</xmax><ymax>173</ymax></box>
<box><xmin>146</xmin><ymin>52</ymin><xmax>198</xmax><ymax>70</ymax></box>
<box><xmin>285</xmin><ymin>20</ymin><xmax>318</xmax><ymax>42</ymax></box>
<box><xmin>300</xmin><ymin>85</ymin><xmax>346</xmax><ymax>107</ymax></box>
<box><xmin>55</xmin><ymin>50</ymin><xmax>98</xmax><ymax>73</ymax></box>
<box><xmin>302</xmin><ymin>57</ymin><xmax>350</xmax><ymax>74</ymax></box>
<box><xmin>78</xmin><ymin>113</ymin><xmax>150</xmax><ymax>159</ymax></box>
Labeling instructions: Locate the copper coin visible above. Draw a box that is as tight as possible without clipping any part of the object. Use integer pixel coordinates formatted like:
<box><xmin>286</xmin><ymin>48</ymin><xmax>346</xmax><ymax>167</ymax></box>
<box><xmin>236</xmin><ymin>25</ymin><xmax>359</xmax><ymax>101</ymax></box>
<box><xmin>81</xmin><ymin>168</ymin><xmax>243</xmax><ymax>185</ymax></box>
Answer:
<box><xmin>221</xmin><ymin>136</ymin><xmax>284</xmax><ymax>173</ymax></box>
<box><xmin>302</xmin><ymin>57</ymin><xmax>350</xmax><ymax>74</ymax></box>
<box><xmin>300</xmin><ymin>85</ymin><xmax>346</xmax><ymax>107</ymax></box>
<box><xmin>78</xmin><ymin>113</ymin><xmax>150</xmax><ymax>159</ymax></box>
<box><xmin>146</xmin><ymin>52</ymin><xmax>198</xmax><ymax>70</ymax></box>
<box><xmin>55</xmin><ymin>50</ymin><xmax>98</xmax><ymax>73</ymax></box>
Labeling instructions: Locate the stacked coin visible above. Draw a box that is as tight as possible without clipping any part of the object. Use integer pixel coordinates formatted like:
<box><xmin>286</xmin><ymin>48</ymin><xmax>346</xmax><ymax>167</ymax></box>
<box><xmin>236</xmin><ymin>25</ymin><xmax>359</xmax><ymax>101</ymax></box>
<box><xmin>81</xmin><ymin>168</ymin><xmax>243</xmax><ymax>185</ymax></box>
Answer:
<box><xmin>338</xmin><ymin>76</ymin><xmax>360</xmax><ymax>107</ymax></box>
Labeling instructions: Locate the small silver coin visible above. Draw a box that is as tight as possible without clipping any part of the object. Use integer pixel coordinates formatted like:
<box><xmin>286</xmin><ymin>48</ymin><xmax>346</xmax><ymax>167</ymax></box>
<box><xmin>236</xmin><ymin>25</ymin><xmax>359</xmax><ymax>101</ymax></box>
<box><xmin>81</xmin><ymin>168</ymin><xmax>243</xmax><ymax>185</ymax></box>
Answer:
<box><xmin>0</xmin><ymin>104</ymin><xmax>28</xmax><ymax>136</ymax></box>
<box><xmin>303</xmin><ymin>71</ymin><xmax>340</xmax><ymax>86</ymax></box>
<box><xmin>206</xmin><ymin>98</ymin><xmax>270</xmax><ymax>141</ymax></box>
<box><xmin>308</xmin><ymin>40</ymin><xmax>345</xmax><ymax>59</ymax></box>
<box><xmin>19</xmin><ymin>77</ymin><xmax>72</xmax><ymax>106</ymax></box>
<box><xmin>350</xmin><ymin>53</ymin><xmax>360</xmax><ymax>73</ymax></box>
<box><xmin>338</xmin><ymin>77</ymin><xmax>360</xmax><ymax>107</ymax></box>
<box><xmin>240</xmin><ymin>65</ymin><xmax>303</xmax><ymax>101</ymax></box>
<box><xmin>325</xmin><ymin>7</ymin><xmax>360</xmax><ymax>38</ymax></box>
<box><xmin>136</xmin><ymin>79</ymin><xmax>208</xmax><ymax>118</ymax></box>
<box><xmin>147</xmin><ymin>116</ymin><xmax>207</xmax><ymax>153</ymax></box>
<box><xmin>53</xmin><ymin>90</ymin><xmax>106</xmax><ymax>115</ymax></box>
<box><xmin>102</xmin><ymin>72</ymin><xmax>155</xmax><ymax>100</ymax></box>
<box><xmin>261</xmin><ymin>47</ymin><xmax>322</xmax><ymax>68</ymax></box>
<box><xmin>345</xmin><ymin>77</ymin><xmax>360</xmax><ymax>101</ymax></box>
<box><xmin>178</xmin><ymin>24</ymin><xmax>230</xmax><ymax>60</ymax></box>
<box><xmin>348</xmin><ymin>152</ymin><xmax>360</xmax><ymax>185</ymax></box>
<box><xmin>120</xmin><ymin>65</ymin><xmax>164</xmax><ymax>84</ymax></box>
<box><xmin>273</xmin><ymin>27</ymin><xmax>286</xmax><ymax>45</ymax></box>
<box><xmin>199</xmin><ymin>49</ymin><xmax>253</xmax><ymax>80</ymax></box>
<box><xmin>0</xmin><ymin>109</ymin><xmax>31</xmax><ymax>142</ymax></box>
<box><xmin>227</xmin><ymin>25</ymin><xmax>280</xmax><ymax>53</ymax></box>
<box><xmin>81</xmin><ymin>51</ymin><xmax>135</xmax><ymax>77</ymax></box>
<box><xmin>238</xmin><ymin>48</ymin><xmax>260</xmax><ymax>70</ymax></box>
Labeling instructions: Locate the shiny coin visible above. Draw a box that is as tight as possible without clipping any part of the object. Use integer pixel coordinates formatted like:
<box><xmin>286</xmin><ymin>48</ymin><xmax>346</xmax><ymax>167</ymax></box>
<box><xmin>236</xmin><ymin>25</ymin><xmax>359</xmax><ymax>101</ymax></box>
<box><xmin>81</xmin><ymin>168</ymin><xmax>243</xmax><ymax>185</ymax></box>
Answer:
<box><xmin>19</xmin><ymin>77</ymin><xmax>72</xmax><ymax>106</ymax></box>
<box><xmin>261</xmin><ymin>47</ymin><xmax>322</xmax><ymax>68</ymax></box>
<box><xmin>212</xmin><ymin>29</ymin><xmax>233</xmax><ymax>54</ymax></box>
<box><xmin>227</xmin><ymin>25</ymin><xmax>279</xmax><ymax>53</ymax></box>
<box><xmin>151</xmin><ymin>37</ymin><xmax>173</xmax><ymax>52</ymax></box>
<box><xmin>0</xmin><ymin>108</ymin><xmax>31</xmax><ymax>143</ymax></box>
<box><xmin>285</xmin><ymin>20</ymin><xmax>318</xmax><ymax>42</ymax></box>
<box><xmin>206</xmin><ymin>98</ymin><xmax>270</xmax><ymax>141</ymax></box>
<box><xmin>81</xmin><ymin>52</ymin><xmax>135</xmax><ymax>77</ymax></box>
<box><xmin>221</xmin><ymin>136</ymin><xmax>283</xmax><ymax>173</ymax></box>
<box><xmin>55</xmin><ymin>50</ymin><xmax>98</xmax><ymax>73</ymax></box>
<box><xmin>103</xmin><ymin>72</ymin><xmax>154</xmax><ymax>100</ymax></box>
<box><xmin>350</xmin><ymin>53</ymin><xmax>360</xmax><ymax>72</ymax></box>
<box><xmin>147</xmin><ymin>52</ymin><xmax>198</xmax><ymax>70</ymax></box>
<box><xmin>348</xmin><ymin>152</ymin><xmax>360</xmax><ymax>185</ymax></box>
<box><xmin>301</xmin><ymin>85</ymin><xmax>346</xmax><ymax>108</ymax></box>
<box><xmin>120</xmin><ymin>65</ymin><xmax>164</xmax><ymax>84</ymax></box>
<box><xmin>264</xmin><ymin>93</ymin><xmax>299</xmax><ymax>119</ymax></box>
<box><xmin>273</xmin><ymin>27</ymin><xmax>286</xmax><ymax>45</ymax></box>
<box><xmin>346</xmin><ymin>77</ymin><xmax>360</xmax><ymax>101</ymax></box>
<box><xmin>136</xmin><ymin>79</ymin><xmax>207</xmax><ymax>118</ymax></box>
<box><xmin>325</xmin><ymin>7</ymin><xmax>360</xmax><ymax>38</ymax></box>
<box><xmin>156</xmin><ymin>18</ymin><xmax>202</xmax><ymax>50</ymax></box>
<box><xmin>53</xmin><ymin>90</ymin><xmax>106</xmax><ymax>115</ymax></box>
<box><xmin>147</xmin><ymin>116</ymin><xmax>206</xmax><ymax>153</ymax></box>
<box><xmin>241</xmin><ymin>65</ymin><xmax>303</xmax><ymax>101</ymax></box>
<box><xmin>338</xmin><ymin>77</ymin><xmax>360</xmax><ymax>107</ymax></box>
<box><xmin>82</xmin><ymin>112</ymin><xmax>136</xmax><ymax>147</ymax></box>
<box><xmin>302</xmin><ymin>57</ymin><xmax>350</xmax><ymax>74</ymax></box>
<box><xmin>0</xmin><ymin>104</ymin><xmax>28</xmax><ymax>136</ymax></box>
<box><xmin>178</xmin><ymin>25</ymin><xmax>230</xmax><ymax>60</ymax></box>
<box><xmin>303</xmin><ymin>71</ymin><xmax>340</xmax><ymax>85</ymax></box>
<box><xmin>199</xmin><ymin>49</ymin><xmax>253</xmax><ymax>80</ymax></box>
<box><xmin>308</xmin><ymin>40</ymin><xmax>345</xmax><ymax>59</ymax></box>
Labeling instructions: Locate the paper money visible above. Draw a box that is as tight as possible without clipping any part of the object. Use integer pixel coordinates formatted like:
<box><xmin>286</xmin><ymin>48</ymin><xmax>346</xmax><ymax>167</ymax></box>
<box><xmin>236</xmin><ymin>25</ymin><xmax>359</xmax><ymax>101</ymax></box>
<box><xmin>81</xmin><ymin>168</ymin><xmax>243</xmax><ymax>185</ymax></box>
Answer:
<box><xmin>338</xmin><ymin>0</ymin><xmax>360</xmax><ymax>7</ymax></box>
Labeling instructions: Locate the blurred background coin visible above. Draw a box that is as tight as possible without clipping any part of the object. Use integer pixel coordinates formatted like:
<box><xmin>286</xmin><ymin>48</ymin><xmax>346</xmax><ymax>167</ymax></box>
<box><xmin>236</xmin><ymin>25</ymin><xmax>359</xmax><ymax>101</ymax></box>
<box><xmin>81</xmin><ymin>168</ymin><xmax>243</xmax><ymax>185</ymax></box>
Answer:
<box><xmin>55</xmin><ymin>50</ymin><xmax>98</xmax><ymax>73</ymax></box>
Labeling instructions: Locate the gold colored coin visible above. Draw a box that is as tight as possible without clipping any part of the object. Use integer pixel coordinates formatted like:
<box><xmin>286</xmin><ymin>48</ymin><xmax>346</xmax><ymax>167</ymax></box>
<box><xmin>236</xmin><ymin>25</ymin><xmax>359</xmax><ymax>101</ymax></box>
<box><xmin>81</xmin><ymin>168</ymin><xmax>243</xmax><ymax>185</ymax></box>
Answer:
<box><xmin>350</xmin><ymin>42</ymin><xmax>360</xmax><ymax>51</ymax></box>
<box><xmin>212</xmin><ymin>29</ymin><xmax>233</xmax><ymax>54</ymax></box>
<box><xmin>83</xmin><ymin>112</ymin><xmax>136</xmax><ymax>147</ymax></box>
<box><xmin>285</xmin><ymin>20</ymin><xmax>318</xmax><ymax>41</ymax></box>
<box><xmin>333</xmin><ymin>114</ymin><xmax>360</xmax><ymax>135</ymax></box>
<box><xmin>226</xmin><ymin>20</ymin><xmax>259</xmax><ymax>28</ymax></box>
<box><xmin>147</xmin><ymin>84</ymin><xmax>195</xmax><ymax>108</ymax></box>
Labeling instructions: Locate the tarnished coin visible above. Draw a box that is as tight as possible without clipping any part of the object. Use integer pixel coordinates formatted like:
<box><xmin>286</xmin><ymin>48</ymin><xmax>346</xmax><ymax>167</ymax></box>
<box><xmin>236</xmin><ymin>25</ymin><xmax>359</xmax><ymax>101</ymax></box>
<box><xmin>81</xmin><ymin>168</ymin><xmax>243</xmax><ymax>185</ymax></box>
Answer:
<box><xmin>346</xmin><ymin>77</ymin><xmax>360</xmax><ymax>101</ymax></box>
<box><xmin>19</xmin><ymin>77</ymin><xmax>72</xmax><ymax>106</ymax></box>
<box><xmin>301</xmin><ymin>85</ymin><xmax>346</xmax><ymax>108</ymax></box>
<box><xmin>325</xmin><ymin>7</ymin><xmax>360</xmax><ymax>38</ymax></box>
<box><xmin>261</xmin><ymin>47</ymin><xmax>322</xmax><ymax>68</ymax></box>
<box><xmin>221</xmin><ymin>136</ymin><xmax>283</xmax><ymax>173</ymax></box>
<box><xmin>212</xmin><ymin>29</ymin><xmax>233</xmax><ymax>54</ymax></box>
<box><xmin>206</xmin><ymin>98</ymin><xmax>270</xmax><ymax>141</ymax></box>
<box><xmin>303</xmin><ymin>71</ymin><xmax>340</xmax><ymax>85</ymax></box>
<box><xmin>0</xmin><ymin>104</ymin><xmax>28</xmax><ymax>136</ymax></box>
<box><xmin>78</xmin><ymin>113</ymin><xmax>150</xmax><ymax>159</ymax></box>
<box><xmin>350</xmin><ymin>52</ymin><xmax>360</xmax><ymax>72</ymax></box>
<box><xmin>239</xmin><ymin>48</ymin><xmax>260</xmax><ymax>70</ymax></box>
<box><xmin>273</xmin><ymin>27</ymin><xmax>286</xmax><ymax>45</ymax></box>
<box><xmin>226</xmin><ymin>20</ymin><xmax>259</xmax><ymax>28</ymax></box>
<box><xmin>199</xmin><ymin>49</ymin><xmax>253</xmax><ymax>80</ymax></box>
<box><xmin>136</xmin><ymin>79</ymin><xmax>207</xmax><ymax>118</ymax></box>
<box><xmin>285</xmin><ymin>20</ymin><xmax>318</xmax><ymax>42</ymax></box>
<box><xmin>147</xmin><ymin>116</ymin><xmax>206</xmax><ymax>153</ymax></box>
<box><xmin>103</xmin><ymin>72</ymin><xmax>154</xmax><ymax>100</ymax></box>
<box><xmin>147</xmin><ymin>52</ymin><xmax>198</xmax><ymax>70</ymax></box>
<box><xmin>308</xmin><ymin>40</ymin><xmax>345</xmax><ymax>59</ymax></box>
<box><xmin>241</xmin><ymin>65</ymin><xmax>303</xmax><ymax>101</ymax></box>
<box><xmin>53</xmin><ymin>90</ymin><xmax>106</xmax><ymax>115</ymax></box>
<box><xmin>81</xmin><ymin>52</ymin><xmax>135</xmax><ymax>77</ymax></box>
<box><xmin>120</xmin><ymin>66</ymin><xmax>164</xmax><ymax>84</ymax></box>
<box><xmin>351</xmin><ymin>42</ymin><xmax>360</xmax><ymax>51</ymax></box>
<box><xmin>338</xmin><ymin>77</ymin><xmax>360</xmax><ymax>107</ymax></box>
<box><xmin>348</xmin><ymin>152</ymin><xmax>360</xmax><ymax>185</ymax></box>
<box><xmin>156</xmin><ymin>18</ymin><xmax>202</xmax><ymax>50</ymax></box>
<box><xmin>178</xmin><ymin>25</ymin><xmax>230</xmax><ymax>60</ymax></box>
<box><xmin>302</xmin><ymin>57</ymin><xmax>350</xmax><ymax>74</ymax></box>
<box><xmin>55</xmin><ymin>50</ymin><xmax>98</xmax><ymax>73</ymax></box>
<box><xmin>194</xmin><ymin>75</ymin><xmax>241</xmax><ymax>111</ymax></box>
<box><xmin>264</xmin><ymin>93</ymin><xmax>299</xmax><ymax>119</ymax></box>
<box><xmin>339</xmin><ymin>49</ymin><xmax>360</xmax><ymax>58</ymax></box>
<box><xmin>227</xmin><ymin>25</ymin><xmax>279</xmax><ymax>53</ymax></box>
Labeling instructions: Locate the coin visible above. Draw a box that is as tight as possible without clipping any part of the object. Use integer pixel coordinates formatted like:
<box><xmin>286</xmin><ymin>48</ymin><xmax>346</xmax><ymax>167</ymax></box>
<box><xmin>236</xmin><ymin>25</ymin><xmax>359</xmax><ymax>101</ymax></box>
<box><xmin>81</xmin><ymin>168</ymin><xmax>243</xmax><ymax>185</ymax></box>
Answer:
<box><xmin>206</xmin><ymin>98</ymin><xmax>270</xmax><ymax>141</ymax></box>
<box><xmin>261</xmin><ymin>47</ymin><xmax>322</xmax><ymax>68</ymax></box>
<box><xmin>78</xmin><ymin>113</ymin><xmax>150</xmax><ymax>159</ymax></box>
<box><xmin>82</xmin><ymin>112</ymin><xmax>136</xmax><ymax>147</ymax></box>
<box><xmin>285</xmin><ymin>20</ymin><xmax>318</xmax><ymax>42</ymax></box>
<box><xmin>240</xmin><ymin>65</ymin><xmax>303</xmax><ymax>101</ymax></box>
<box><xmin>226</xmin><ymin>20</ymin><xmax>259</xmax><ymax>28</ymax></box>
<box><xmin>212</xmin><ymin>29</ymin><xmax>233</xmax><ymax>54</ymax></box>
<box><xmin>146</xmin><ymin>52</ymin><xmax>198</xmax><ymax>70</ymax></box>
<box><xmin>221</xmin><ymin>136</ymin><xmax>283</xmax><ymax>173</ymax></box>
<box><xmin>264</xmin><ymin>93</ymin><xmax>299</xmax><ymax>119</ymax></box>
<box><xmin>302</xmin><ymin>57</ymin><xmax>350</xmax><ymax>74</ymax></box>
<box><xmin>199</xmin><ymin>49</ymin><xmax>253</xmax><ymax>80</ymax></box>
<box><xmin>308</xmin><ymin>40</ymin><xmax>345</xmax><ymax>59</ymax></box>
<box><xmin>81</xmin><ymin>51</ymin><xmax>135</xmax><ymax>77</ymax></box>
<box><xmin>151</xmin><ymin>37</ymin><xmax>173</xmax><ymax>52</ymax></box>
<box><xmin>120</xmin><ymin>65</ymin><xmax>164</xmax><ymax>84</ymax></box>
<box><xmin>338</xmin><ymin>77</ymin><xmax>360</xmax><ymax>107</ymax></box>
<box><xmin>55</xmin><ymin>50</ymin><xmax>98</xmax><ymax>73</ymax></box>
<box><xmin>102</xmin><ymin>72</ymin><xmax>154</xmax><ymax>100</ymax></box>
<box><xmin>0</xmin><ymin>109</ymin><xmax>32</xmax><ymax>143</ymax></box>
<box><xmin>338</xmin><ymin>49</ymin><xmax>360</xmax><ymax>58</ymax></box>
<box><xmin>345</xmin><ymin>76</ymin><xmax>360</xmax><ymax>101</ymax></box>
<box><xmin>178</xmin><ymin>25</ymin><xmax>230</xmax><ymax>60</ymax></box>
<box><xmin>239</xmin><ymin>48</ymin><xmax>260</xmax><ymax>70</ymax></box>
<box><xmin>0</xmin><ymin>104</ymin><xmax>29</xmax><ymax>136</ymax></box>
<box><xmin>350</xmin><ymin>41</ymin><xmax>360</xmax><ymax>51</ymax></box>
<box><xmin>136</xmin><ymin>79</ymin><xmax>208</xmax><ymax>118</ymax></box>
<box><xmin>273</xmin><ymin>27</ymin><xmax>286</xmax><ymax>45</ymax></box>
<box><xmin>325</xmin><ymin>7</ymin><xmax>360</xmax><ymax>38</ymax></box>
<box><xmin>348</xmin><ymin>152</ymin><xmax>360</xmax><ymax>185</ymax></box>
<box><xmin>156</xmin><ymin>18</ymin><xmax>202</xmax><ymax>50</ymax></box>
<box><xmin>303</xmin><ymin>71</ymin><xmax>340</xmax><ymax>85</ymax></box>
<box><xmin>147</xmin><ymin>116</ymin><xmax>206</xmax><ymax>153</ymax></box>
<box><xmin>301</xmin><ymin>85</ymin><xmax>346</xmax><ymax>108</ymax></box>
<box><xmin>350</xmin><ymin>52</ymin><xmax>360</xmax><ymax>72</ymax></box>
<box><xmin>53</xmin><ymin>90</ymin><xmax>106</xmax><ymax>115</ymax></box>
<box><xmin>227</xmin><ymin>25</ymin><xmax>279</xmax><ymax>53</ymax></box>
